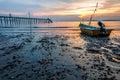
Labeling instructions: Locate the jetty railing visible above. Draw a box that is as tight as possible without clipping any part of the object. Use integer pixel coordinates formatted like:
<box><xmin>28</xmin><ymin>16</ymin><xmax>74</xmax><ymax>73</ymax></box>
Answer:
<box><xmin>0</xmin><ymin>16</ymin><xmax>53</xmax><ymax>27</ymax></box>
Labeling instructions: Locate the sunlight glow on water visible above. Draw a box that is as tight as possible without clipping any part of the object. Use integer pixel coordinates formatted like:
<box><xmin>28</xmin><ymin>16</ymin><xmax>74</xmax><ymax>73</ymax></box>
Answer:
<box><xmin>0</xmin><ymin>21</ymin><xmax>120</xmax><ymax>33</ymax></box>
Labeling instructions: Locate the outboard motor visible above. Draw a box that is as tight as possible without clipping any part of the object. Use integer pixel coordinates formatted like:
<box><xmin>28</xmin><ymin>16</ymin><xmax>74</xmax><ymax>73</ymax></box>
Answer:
<box><xmin>98</xmin><ymin>21</ymin><xmax>106</xmax><ymax>32</ymax></box>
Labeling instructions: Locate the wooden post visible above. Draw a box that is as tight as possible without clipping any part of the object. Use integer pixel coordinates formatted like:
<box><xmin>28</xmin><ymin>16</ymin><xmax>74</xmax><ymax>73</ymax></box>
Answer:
<box><xmin>0</xmin><ymin>18</ymin><xmax>3</xmax><ymax>27</ymax></box>
<box><xmin>28</xmin><ymin>12</ymin><xmax>32</xmax><ymax>38</ymax></box>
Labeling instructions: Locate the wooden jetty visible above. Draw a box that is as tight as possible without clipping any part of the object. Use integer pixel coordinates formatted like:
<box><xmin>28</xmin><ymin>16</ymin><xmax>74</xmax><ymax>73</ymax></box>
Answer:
<box><xmin>0</xmin><ymin>16</ymin><xmax>53</xmax><ymax>27</ymax></box>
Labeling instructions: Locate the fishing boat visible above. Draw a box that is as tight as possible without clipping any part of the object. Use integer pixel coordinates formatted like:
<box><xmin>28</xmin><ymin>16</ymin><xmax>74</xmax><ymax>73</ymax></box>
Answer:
<box><xmin>79</xmin><ymin>3</ymin><xmax>113</xmax><ymax>37</ymax></box>
<box><xmin>79</xmin><ymin>23</ymin><xmax>112</xmax><ymax>36</ymax></box>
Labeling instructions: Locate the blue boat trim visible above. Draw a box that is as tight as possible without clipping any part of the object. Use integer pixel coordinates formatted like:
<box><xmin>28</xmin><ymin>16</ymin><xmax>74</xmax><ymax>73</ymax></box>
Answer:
<box><xmin>80</xmin><ymin>23</ymin><xmax>99</xmax><ymax>30</ymax></box>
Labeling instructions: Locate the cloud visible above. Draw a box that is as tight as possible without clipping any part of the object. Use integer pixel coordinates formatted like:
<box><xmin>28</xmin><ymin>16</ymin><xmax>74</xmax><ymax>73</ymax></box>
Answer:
<box><xmin>0</xmin><ymin>0</ymin><xmax>119</xmax><ymax>20</ymax></box>
<box><xmin>100</xmin><ymin>0</ymin><xmax>120</xmax><ymax>11</ymax></box>
<box><xmin>0</xmin><ymin>0</ymin><xmax>43</xmax><ymax>12</ymax></box>
<box><xmin>0</xmin><ymin>0</ymin><xmax>104</xmax><ymax>14</ymax></box>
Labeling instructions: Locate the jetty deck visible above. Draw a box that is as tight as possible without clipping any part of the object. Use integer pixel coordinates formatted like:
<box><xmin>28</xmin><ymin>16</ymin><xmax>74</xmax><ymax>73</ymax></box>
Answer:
<box><xmin>0</xmin><ymin>16</ymin><xmax>53</xmax><ymax>27</ymax></box>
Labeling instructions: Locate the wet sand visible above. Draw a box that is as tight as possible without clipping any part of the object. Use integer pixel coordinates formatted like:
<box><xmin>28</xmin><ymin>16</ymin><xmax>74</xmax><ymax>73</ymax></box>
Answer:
<box><xmin>0</xmin><ymin>30</ymin><xmax>120</xmax><ymax>80</ymax></box>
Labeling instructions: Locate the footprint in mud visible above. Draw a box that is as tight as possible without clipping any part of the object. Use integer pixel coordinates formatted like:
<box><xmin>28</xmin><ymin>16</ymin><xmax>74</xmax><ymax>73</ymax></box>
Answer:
<box><xmin>103</xmin><ymin>44</ymin><xmax>120</xmax><ymax>63</ymax></box>
<box><xmin>0</xmin><ymin>43</ymin><xmax>25</xmax><ymax>57</ymax></box>
<box><xmin>86</xmin><ymin>48</ymin><xmax>100</xmax><ymax>54</ymax></box>
<box><xmin>31</xmin><ymin>45</ymin><xmax>39</xmax><ymax>52</ymax></box>
<box><xmin>36</xmin><ymin>38</ymin><xmax>49</xmax><ymax>43</ymax></box>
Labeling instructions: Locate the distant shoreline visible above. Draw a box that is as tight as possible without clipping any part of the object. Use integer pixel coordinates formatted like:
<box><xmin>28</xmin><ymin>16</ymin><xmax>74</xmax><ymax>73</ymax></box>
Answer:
<box><xmin>54</xmin><ymin>20</ymin><xmax>120</xmax><ymax>22</ymax></box>
<box><xmin>103</xmin><ymin>20</ymin><xmax>120</xmax><ymax>21</ymax></box>
<box><xmin>88</xmin><ymin>20</ymin><xmax>120</xmax><ymax>21</ymax></box>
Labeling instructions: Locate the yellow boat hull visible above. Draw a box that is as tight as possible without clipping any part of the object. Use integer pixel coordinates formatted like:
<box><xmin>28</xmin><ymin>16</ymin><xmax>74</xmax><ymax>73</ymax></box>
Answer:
<box><xmin>79</xmin><ymin>23</ymin><xmax>112</xmax><ymax>37</ymax></box>
<box><xmin>81</xmin><ymin>28</ymin><xmax>112</xmax><ymax>36</ymax></box>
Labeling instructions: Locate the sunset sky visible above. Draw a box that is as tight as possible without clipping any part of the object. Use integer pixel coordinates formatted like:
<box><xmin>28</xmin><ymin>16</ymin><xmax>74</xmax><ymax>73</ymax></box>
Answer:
<box><xmin>0</xmin><ymin>0</ymin><xmax>120</xmax><ymax>21</ymax></box>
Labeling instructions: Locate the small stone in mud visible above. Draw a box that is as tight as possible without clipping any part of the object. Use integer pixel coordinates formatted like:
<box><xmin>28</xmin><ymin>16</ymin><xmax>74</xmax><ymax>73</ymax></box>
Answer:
<box><xmin>0</xmin><ymin>47</ymin><xmax>6</xmax><ymax>50</ymax></box>
<box><xmin>24</xmin><ymin>38</ymin><xmax>32</xmax><ymax>42</ymax></box>
<box><xmin>31</xmin><ymin>45</ymin><xmax>38</xmax><ymax>52</ymax></box>
<box><xmin>76</xmin><ymin>64</ymin><xmax>81</xmax><ymax>69</ymax></box>
<box><xmin>60</xmin><ymin>44</ymin><xmax>70</xmax><ymax>46</ymax></box>
<box><xmin>87</xmin><ymin>48</ymin><xmax>100</xmax><ymax>53</ymax></box>
<box><xmin>73</xmin><ymin>47</ymin><xmax>82</xmax><ymax>50</ymax></box>
<box><xmin>13</xmin><ymin>56</ymin><xmax>16</xmax><ymax>59</ymax></box>
<box><xmin>50</xmin><ymin>42</ymin><xmax>55</xmax><ymax>45</ymax></box>
<box><xmin>10</xmin><ymin>76</ymin><xmax>15</xmax><ymax>79</ymax></box>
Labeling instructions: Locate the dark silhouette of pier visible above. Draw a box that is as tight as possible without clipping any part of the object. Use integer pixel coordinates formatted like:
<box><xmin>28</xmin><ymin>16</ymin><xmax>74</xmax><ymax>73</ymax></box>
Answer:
<box><xmin>0</xmin><ymin>16</ymin><xmax>53</xmax><ymax>27</ymax></box>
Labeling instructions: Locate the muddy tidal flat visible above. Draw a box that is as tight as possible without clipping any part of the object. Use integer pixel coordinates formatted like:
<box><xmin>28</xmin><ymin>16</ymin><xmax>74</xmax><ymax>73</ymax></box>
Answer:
<box><xmin>0</xmin><ymin>30</ymin><xmax>120</xmax><ymax>80</ymax></box>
